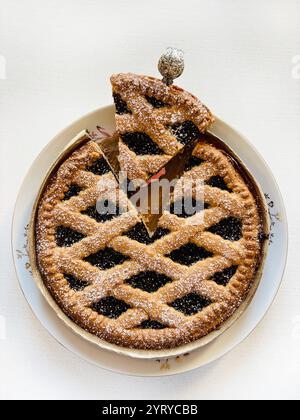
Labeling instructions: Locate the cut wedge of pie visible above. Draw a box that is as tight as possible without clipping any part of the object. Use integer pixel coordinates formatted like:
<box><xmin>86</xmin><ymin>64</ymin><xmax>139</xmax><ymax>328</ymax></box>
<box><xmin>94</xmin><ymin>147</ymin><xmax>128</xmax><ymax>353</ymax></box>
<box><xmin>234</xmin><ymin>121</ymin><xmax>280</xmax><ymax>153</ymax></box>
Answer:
<box><xmin>111</xmin><ymin>73</ymin><xmax>215</xmax><ymax>183</ymax></box>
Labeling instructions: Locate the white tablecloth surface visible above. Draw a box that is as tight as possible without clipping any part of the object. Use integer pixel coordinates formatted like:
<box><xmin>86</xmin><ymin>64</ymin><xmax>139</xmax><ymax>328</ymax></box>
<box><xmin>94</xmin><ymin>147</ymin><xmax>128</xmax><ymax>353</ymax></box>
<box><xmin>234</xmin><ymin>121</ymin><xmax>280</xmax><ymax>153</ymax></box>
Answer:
<box><xmin>0</xmin><ymin>0</ymin><xmax>299</xmax><ymax>400</ymax></box>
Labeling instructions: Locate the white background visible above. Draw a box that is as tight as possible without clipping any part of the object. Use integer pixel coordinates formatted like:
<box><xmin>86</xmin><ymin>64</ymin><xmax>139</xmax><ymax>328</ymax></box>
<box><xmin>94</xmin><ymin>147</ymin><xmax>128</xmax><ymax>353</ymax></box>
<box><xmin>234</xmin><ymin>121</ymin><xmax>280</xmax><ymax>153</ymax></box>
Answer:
<box><xmin>0</xmin><ymin>0</ymin><xmax>300</xmax><ymax>400</ymax></box>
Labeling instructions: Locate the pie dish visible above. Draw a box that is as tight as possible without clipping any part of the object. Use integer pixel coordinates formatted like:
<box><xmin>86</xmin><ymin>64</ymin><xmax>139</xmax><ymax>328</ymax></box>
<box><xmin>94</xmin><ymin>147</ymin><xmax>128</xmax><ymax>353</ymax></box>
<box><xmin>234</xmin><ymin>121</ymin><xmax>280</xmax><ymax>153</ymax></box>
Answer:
<box><xmin>32</xmin><ymin>125</ymin><xmax>269</xmax><ymax>350</ymax></box>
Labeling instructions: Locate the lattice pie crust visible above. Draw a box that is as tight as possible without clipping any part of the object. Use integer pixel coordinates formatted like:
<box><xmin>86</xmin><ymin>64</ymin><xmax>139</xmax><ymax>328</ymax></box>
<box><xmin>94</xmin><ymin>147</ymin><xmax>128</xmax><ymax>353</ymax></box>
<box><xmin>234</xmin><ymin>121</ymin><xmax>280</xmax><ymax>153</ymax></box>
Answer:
<box><xmin>35</xmin><ymin>134</ymin><xmax>267</xmax><ymax>350</ymax></box>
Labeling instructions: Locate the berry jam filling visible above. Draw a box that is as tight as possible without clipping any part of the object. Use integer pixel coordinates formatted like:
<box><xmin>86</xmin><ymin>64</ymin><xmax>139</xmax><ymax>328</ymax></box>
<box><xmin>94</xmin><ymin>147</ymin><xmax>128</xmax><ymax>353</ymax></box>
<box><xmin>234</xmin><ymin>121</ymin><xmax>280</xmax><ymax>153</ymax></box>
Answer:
<box><xmin>145</xmin><ymin>95</ymin><xmax>168</xmax><ymax>109</ymax></box>
<box><xmin>121</xmin><ymin>133</ymin><xmax>164</xmax><ymax>156</ymax></box>
<box><xmin>113</xmin><ymin>93</ymin><xmax>132</xmax><ymax>115</ymax></box>
<box><xmin>184</xmin><ymin>155</ymin><xmax>205</xmax><ymax>172</ymax></box>
<box><xmin>124</xmin><ymin>223</ymin><xmax>170</xmax><ymax>245</ymax></box>
<box><xmin>169</xmin><ymin>293</ymin><xmax>211</xmax><ymax>316</ymax></box>
<box><xmin>206</xmin><ymin>175</ymin><xmax>232</xmax><ymax>192</ymax></box>
<box><xmin>84</xmin><ymin>248</ymin><xmax>129</xmax><ymax>270</ymax></box>
<box><xmin>211</xmin><ymin>265</ymin><xmax>238</xmax><ymax>287</ymax></box>
<box><xmin>91</xmin><ymin>296</ymin><xmax>130</xmax><ymax>319</ymax></box>
<box><xmin>64</xmin><ymin>274</ymin><xmax>89</xmax><ymax>291</ymax></box>
<box><xmin>139</xmin><ymin>320</ymin><xmax>166</xmax><ymax>330</ymax></box>
<box><xmin>126</xmin><ymin>271</ymin><xmax>172</xmax><ymax>293</ymax></box>
<box><xmin>81</xmin><ymin>201</ymin><xmax>122</xmax><ymax>224</ymax></box>
<box><xmin>56</xmin><ymin>226</ymin><xmax>86</xmax><ymax>248</ymax></box>
<box><xmin>170</xmin><ymin>121</ymin><xmax>201</xmax><ymax>146</ymax></box>
<box><xmin>259</xmin><ymin>232</ymin><xmax>270</xmax><ymax>242</ymax></box>
<box><xmin>86</xmin><ymin>157</ymin><xmax>111</xmax><ymax>176</ymax></box>
<box><xmin>169</xmin><ymin>198</ymin><xmax>210</xmax><ymax>218</ymax></box>
<box><xmin>63</xmin><ymin>184</ymin><xmax>82</xmax><ymax>201</ymax></box>
<box><xmin>208</xmin><ymin>217</ymin><xmax>242</xmax><ymax>241</ymax></box>
<box><xmin>168</xmin><ymin>243</ymin><xmax>213</xmax><ymax>266</ymax></box>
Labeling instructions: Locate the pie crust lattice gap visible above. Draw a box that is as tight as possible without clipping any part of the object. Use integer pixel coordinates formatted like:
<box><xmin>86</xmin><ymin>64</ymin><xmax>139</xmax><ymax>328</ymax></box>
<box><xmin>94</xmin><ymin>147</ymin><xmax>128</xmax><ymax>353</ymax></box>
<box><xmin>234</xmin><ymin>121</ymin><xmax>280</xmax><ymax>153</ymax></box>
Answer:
<box><xmin>35</xmin><ymin>134</ymin><xmax>266</xmax><ymax>350</ymax></box>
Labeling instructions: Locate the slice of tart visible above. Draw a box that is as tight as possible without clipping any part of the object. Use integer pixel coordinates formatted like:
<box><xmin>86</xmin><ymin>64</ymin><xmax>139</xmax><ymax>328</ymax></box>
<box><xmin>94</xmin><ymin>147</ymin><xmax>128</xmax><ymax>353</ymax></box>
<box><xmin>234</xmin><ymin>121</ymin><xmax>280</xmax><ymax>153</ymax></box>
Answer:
<box><xmin>111</xmin><ymin>73</ymin><xmax>215</xmax><ymax>182</ymax></box>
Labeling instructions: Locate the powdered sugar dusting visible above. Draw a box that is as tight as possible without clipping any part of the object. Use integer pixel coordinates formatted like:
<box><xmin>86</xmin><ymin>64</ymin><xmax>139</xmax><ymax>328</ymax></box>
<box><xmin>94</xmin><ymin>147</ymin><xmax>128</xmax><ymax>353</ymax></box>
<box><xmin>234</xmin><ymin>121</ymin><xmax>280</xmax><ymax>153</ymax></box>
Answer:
<box><xmin>34</xmin><ymin>124</ymin><xmax>264</xmax><ymax>350</ymax></box>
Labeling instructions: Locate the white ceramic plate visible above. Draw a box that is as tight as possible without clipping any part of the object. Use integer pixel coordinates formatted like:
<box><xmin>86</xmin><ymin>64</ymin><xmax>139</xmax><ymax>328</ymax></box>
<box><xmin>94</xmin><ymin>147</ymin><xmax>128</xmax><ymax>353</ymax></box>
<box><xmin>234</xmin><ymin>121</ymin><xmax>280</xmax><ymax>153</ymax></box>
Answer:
<box><xmin>12</xmin><ymin>106</ymin><xmax>288</xmax><ymax>376</ymax></box>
